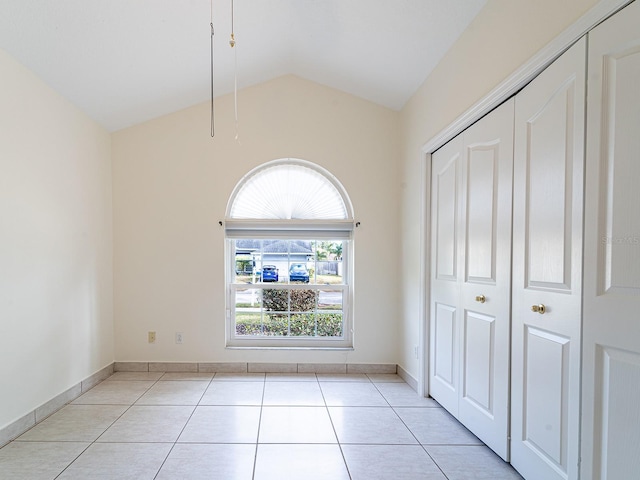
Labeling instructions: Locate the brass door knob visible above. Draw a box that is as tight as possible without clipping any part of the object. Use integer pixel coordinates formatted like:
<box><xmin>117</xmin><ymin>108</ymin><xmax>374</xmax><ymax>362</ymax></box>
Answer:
<box><xmin>531</xmin><ymin>304</ymin><xmax>546</xmax><ymax>314</ymax></box>
<box><xmin>475</xmin><ymin>295</ymin><xmax>486</xmax><ymax>303</ymax></box>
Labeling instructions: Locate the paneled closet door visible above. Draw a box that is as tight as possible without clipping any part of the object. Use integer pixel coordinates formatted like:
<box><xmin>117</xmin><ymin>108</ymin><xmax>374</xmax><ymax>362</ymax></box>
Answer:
<box><xmin>511</xmin><ymin>37</ymin><xmax>586</xmax><ymax>480</ymax></box>
<box><xmin>430</xmin><ymin>135</ymin><xmax>464</xmax><ymax>417</ymax></box>
<box><xmin>581</xmin><ymin>2</ymin><xmax>640</xmax><ymax>479</ymax></box>
<box><xmin>458</xmin><ymin>98</ymin><xmax>514</xmax><ymax>461</ymax></box>
<box><xmin>430</xmin><ymin>99</ymin><xmax>514</xmax><ymax>460</ymax></box>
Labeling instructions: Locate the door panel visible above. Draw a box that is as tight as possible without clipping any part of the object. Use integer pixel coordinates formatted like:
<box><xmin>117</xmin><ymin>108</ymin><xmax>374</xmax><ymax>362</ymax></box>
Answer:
<box><xmin>435</xmin><ymin>155</ymin><xmax>459</xmax><ymax>282</ymax></box>
<box><xmin>525</xmin><ymin>81</ymin><xmax>574</xmax><ymax>291</ymax></box>
<box><xmin>466</xmin><ymin>145</ymin><xmax>498</xmax><ymax>283</ymax></box>
<box><xmin>459</xmin><ymin>99</ymin><xmax>514</xmax><ymax>461</ymax></box>
<box><xmin>600</xmin><ymin>44</ymin><xmax>640</xmax><ymax>294</ymax></box>
<box><xmin>430</xmin><ymin>99</ymin><xmax>514</xmax><ymax>461</ymax></box>
<box><xmin>462</xmin><ymin>310</ymin><xmax>495</xmax><ymax>414</ymax></box>
<box><xmin>582</xmin><ymin>2</ymin><xmax>640</xmax><ymax>478</ymax></box>
<box><xmin>433</xmin><ymin>303</ymin><xmax>457</xmax><ymax>389</ymax></box>
<box><xmin>430</xmin><ymin>136</ymin><xmax>463</xmax><ymax>416</ymax></box>
<box><xmin>523</xmin><ymin>327</ymin><xmax>569</xmax><ymax>467</ymax></box>
<box><xmin>511</xmin><ymin>37</ymin><xmax>586</xmax><ymax>480</ymax></box>
<box><xmin>594</xmin><ymin>347</ymin><xmax>640</xmax><ymax>480</ymax></box>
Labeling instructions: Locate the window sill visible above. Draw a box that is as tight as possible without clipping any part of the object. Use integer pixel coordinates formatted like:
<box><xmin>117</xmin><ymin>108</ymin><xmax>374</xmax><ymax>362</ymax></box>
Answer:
<box><xmin>225</xmin><ymin>345</ymin><xmax>354</xmax><ymax>351</ymax></box>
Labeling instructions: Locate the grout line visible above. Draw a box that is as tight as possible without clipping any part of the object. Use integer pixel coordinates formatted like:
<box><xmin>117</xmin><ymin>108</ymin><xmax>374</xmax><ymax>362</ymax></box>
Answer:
<box><xmin>318</xmin><ymin>377</ymin><xmax>353</xmax><ymax>480</ymax></box>
<box><xmin>150</xmin><ymin>374</ymin><xmax>215</xmax><ymax>479</ymax></box>
<box><xmin>4</xmin><ymin>372</ymin><xmax>519</xmax><ymax>479</ymax></box>
<box><xmin>250</xmin><ymin>374</ymin><xmax>266</xmax><ymax>480</ymax></box>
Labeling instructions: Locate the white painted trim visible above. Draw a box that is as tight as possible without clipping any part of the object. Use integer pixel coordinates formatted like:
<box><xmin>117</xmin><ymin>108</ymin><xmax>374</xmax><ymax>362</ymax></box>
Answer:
<box><xmin>398</xmin><ymin>364</ymin><xmax>419</xmax><ymax>391</ymax></box>
<box><xmin>0</xmin><ymin>363</ymin><xmax>114</xmax><ymax>448</ymax></box>
<box><xmin>421</xmin><ymin>0</ymin><xmax>633</xmax><ymax>154</ymax></box>
<box><xmin>114</xmin><ymin>361</ymin><xmax>400</xmax><ymax>374</ymax></box>
<box><xmin>417</xmin><ymin>152</ymin><xmax>432</xmax><ymax>397</ymax></box>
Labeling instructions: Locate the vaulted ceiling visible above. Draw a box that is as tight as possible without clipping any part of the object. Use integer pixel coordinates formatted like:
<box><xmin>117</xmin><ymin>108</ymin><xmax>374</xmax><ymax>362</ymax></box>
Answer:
<box><xmin>0</xmin><ymin>0</ymin><xmax>486</xmax><ymax>131</ymax></box>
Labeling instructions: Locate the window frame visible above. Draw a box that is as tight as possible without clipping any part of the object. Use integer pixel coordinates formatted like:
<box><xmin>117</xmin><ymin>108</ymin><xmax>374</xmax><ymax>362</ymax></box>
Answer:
<box><xmin>225</xmin><ymin>237</ymin><xmax>353</xmax><ymax>348</ymax></box>
<box><xmin>224</xmin><ymin>159</ymin><xmax>355</xmax><ymax>349</ymax></box>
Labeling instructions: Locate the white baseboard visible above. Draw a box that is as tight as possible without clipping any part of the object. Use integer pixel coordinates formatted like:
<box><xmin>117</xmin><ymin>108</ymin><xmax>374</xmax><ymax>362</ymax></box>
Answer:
<box><xmin>0</xmin><ymin>363</ymin><xmax>114</xmax><ymax>448</ymax></box>
<box><xmin>114</xmin><ymin>361</ymin><xmax>398</xmax><ymax>374</ymax></box>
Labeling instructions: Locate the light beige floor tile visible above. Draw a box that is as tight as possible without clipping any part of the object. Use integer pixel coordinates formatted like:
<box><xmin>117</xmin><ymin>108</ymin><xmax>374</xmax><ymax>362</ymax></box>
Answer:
<box><xmin>135</xmin><ymin>380</ymin><xmax>208</xmax><ymax>405</ymax></box>
<box><xmin>57</xmin><ymin>442</ymin><xmax>172</xmax><ymax>479</ymax></box>
<box><xmin>321</xmin><ymin>382</ymin><xmax>388</xmax><ymax>406</ymax></box>
<box><xmin>376</xmin><ymin>383</ymin><xmax>440</xmax><ymax>407</ymax></box>
<box><xmin>259</xmin><ymin>406</ymin><xmax>337</xmax><ymax>443</ymax></box>
<box><xmin>156</xmin><ymin>443</ymin><xmax>256</xmax><ymax>480</ymax></box>
<box><xmin>0</xmin><ymin>441</ymin><xmax>89</xmax><ymax>480</ymax></box>
<box><xmin>262</xmin><ymin>381</ymin><xmax>325</xmax><ymax>406</ymax></box>
<box><xmin>4</xmin><ymin>365</ymin><xmax>525</xmax><ymax>480</ymax></box>
<box><xmin>396</xmin><ymin>407</ymin><xmax>483</xmax><ymax>445</ymax></box>
<box><xmin>328</xmin><ymin>407</ymin><xmax>418</xmax><ymax>444</ymax></box>
<box><xmin>178</xmin><ymin>406</ymin><xmax>260</xmax><ymax>443</ymax></box>
<box><xmin>199</xmin><ymin>381</ymin><xmax>264</xmax><ymax>405</ymax></box>
<box><xmin>425</xmin><ymin>445</ymin><xmax>523</xmax><ymax>479</ymax></box>
<box><xmin>265</xmin><ymin>373</ymin><xmax>318</xmax><ymax>382</ymax></box>
<box><xmin>254</xmin><ymin>444</ymin><xmax>349</xmax><ymax>480</ymax></box>
<box><xmin>105</xmin><ymin>372</ymin><xmax>163</xmax><ymax>381</ymax></box>
<box><xmin>16</xmin><ymin>405</ymin><xmax>127</xmax><ymax>442</ymax></box>
<box><xmin>71</xmin><ymin>380</ymin><xmax>155</xmax><ymax>405</ymax></box>
<box><xmin>97</xmin><ymin>405</ymin><xmax>194</xmax><ymax>443</ymax></box>
<box><xmin>342</xmin><ymin>444</ymin><xmax>447</xmax><ymax>480</ymax></box>
<box><xmin>212</xmin><ymin>373</ymin><xmax>265</xmax><ymax>382</ymax></box>
<box><xmin>159</xmin><ymin>372</ymin><xmax>214</xmax><ymax>381</ymax></box>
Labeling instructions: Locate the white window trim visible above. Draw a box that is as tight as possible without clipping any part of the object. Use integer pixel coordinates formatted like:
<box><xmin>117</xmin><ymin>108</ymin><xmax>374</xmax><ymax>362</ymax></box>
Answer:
<box><xmin>224</xmin><ymin>158</ymin><xmax>355</xmax><ymax>349</ymax></box>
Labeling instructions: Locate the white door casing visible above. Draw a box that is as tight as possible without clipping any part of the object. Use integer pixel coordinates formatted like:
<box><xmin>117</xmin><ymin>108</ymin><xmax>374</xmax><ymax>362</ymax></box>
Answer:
<box><xmin>430</xmin><ymin>99</ymin><xmax>514</xmax><ymax>460</ymax></box>
<box><xmin>511</xmin><ymin>37</ymin><xmax>586</xmax><ymax>480</ymax></box>
<box><xmin>581</xmin><ymin>1</ymin><xmax>640</xmax><ymax>479</ymax></box>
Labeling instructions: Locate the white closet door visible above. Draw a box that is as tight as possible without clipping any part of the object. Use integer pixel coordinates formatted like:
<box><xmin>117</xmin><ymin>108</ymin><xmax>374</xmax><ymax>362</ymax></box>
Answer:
<box><xmin>582</xmin><ymin>2</ymin><xmax>640</xmax><ymax>479</ymax></box>
<box><xmin>430</xmin><ymin>100</ymin><xmax>514</xmax><ymax>459</ymax></box>
<box><xmin>511</xmin><ymin>37</ymin><xmax>586</xmax><ymax>480</ymax></box>
<box><xmin>430</xmin><ymin>135</ymin><xmax>464</xmax><ymax>417</ymax></box>
<box><xmin>458</xmin><ymin>98</ymin><xmax>514</xmax><ymax>461</ymax></box>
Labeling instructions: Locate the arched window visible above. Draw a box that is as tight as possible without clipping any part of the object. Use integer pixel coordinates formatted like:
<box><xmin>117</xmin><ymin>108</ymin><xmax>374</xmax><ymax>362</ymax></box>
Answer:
<box><xmin>225</xmin><ymin>158</ymin><xmax>354</xmax><ymax>348</ymax></box>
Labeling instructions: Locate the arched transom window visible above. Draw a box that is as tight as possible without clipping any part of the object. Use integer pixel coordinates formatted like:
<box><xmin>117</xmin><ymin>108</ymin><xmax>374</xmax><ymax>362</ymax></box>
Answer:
<box><xmin>225</xmin><ymin>158</ymin><xmax>354</xmax><ymax>348</ymax></box>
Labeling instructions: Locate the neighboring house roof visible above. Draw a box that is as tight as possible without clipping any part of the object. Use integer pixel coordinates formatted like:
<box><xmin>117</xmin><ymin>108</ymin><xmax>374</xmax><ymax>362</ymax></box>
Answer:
<box><xmin>235</xmin><ymin>240</ymin><xmax>313</xmax><ymax>255</ymax></box>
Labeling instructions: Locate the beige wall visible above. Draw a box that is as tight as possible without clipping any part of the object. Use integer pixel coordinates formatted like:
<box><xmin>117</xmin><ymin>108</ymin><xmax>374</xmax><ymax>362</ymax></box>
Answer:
<box><xmin>397</xmin><ymin>0</ymin><xmax>600</xmax><ymax>378</ymax></box>
<box><xmin>112</xmin><ymin>75</ymin><xmax>401</xmax><ymax>364</ymax></box>
<box><xmin>0</xmin><ymin>49</ymin><xmax>114</xmax><ymax>430</ymax></box>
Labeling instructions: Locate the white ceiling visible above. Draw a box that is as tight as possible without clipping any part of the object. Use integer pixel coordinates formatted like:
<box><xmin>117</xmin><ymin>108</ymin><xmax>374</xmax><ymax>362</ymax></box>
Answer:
<box><xmin>0</xmin><ymin>0</ymin><xmax>487</xmax><ymax>132</ymax></box>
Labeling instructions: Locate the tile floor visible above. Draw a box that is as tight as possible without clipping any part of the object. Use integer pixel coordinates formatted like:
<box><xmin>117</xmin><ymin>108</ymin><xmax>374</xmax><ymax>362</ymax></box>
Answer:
<box><xmin>0</xmin><ymin>372</ymin><xmax>523</xmax><ymax>479</ymax></box>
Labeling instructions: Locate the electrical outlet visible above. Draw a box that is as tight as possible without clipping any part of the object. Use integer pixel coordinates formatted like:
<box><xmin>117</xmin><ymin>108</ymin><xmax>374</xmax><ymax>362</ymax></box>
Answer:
<box><xmin>148</xmin><ymin>331</ymin><xmax>156</xmax><ymax>343</ymax></box>
<box><xmin>175</xmin><ymin>332</ymin><xmax>183</xmax><ymax>344</ymax></box>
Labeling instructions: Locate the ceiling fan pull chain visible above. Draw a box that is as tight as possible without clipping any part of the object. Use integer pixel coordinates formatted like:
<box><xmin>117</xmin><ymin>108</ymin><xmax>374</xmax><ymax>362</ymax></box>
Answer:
<box><xmin>210</xmin><ymin>0</ymin><xmax>215</xmax><ymax>137</ymax></box>
<box><xmin>230</xmin><ymin>0</ymin><xmax>240</xmax><ymax>143</ymax></box>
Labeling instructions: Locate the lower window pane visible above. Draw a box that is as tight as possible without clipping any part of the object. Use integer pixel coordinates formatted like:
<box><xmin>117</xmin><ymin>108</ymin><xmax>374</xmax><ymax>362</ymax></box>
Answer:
<box><xmin>235</xmin><ymin>312</ymin><xmax>263</xmax><ymax>336</ymax></box>
<box><xmin>317</xmin><ymin>313</ymin><xmax>343</xmax><ymax>337</ymax></box>
<box><xmin>290</xmin><ymin>313</ymin><xmax>316</xmax><ymax>336</ymax></box>
<box><xmin>232</xmin><ymin>286</ymin><xmax>345</xmax><ymax>340</ymax></box>
<box><xmin>262</xmin><ymin>313</ymin><xmax>288</xmax><ymax>336</ymax></box>
<box><xmin>318</xmin><ymin>290</ymin><xmax>342</xmax><ymax>311</ymax></box>
<box><xmin>235</xmin><ymin>288</ymin><xmax>261</xmax><ymax>309</ymax></box>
